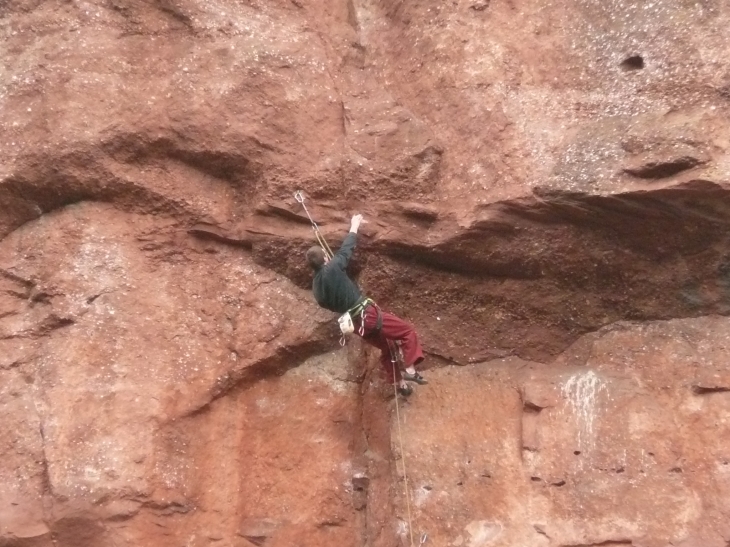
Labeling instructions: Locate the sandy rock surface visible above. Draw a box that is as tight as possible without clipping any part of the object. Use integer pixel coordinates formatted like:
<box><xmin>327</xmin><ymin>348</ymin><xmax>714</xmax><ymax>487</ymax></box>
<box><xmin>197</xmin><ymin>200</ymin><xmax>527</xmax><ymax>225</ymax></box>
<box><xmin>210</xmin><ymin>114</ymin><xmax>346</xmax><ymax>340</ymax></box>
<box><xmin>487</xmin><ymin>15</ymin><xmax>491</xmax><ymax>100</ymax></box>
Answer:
<box><xmin>2</xmin><ymin>1</ymin><xmax>730</xmax><ymax>546</ymax></box>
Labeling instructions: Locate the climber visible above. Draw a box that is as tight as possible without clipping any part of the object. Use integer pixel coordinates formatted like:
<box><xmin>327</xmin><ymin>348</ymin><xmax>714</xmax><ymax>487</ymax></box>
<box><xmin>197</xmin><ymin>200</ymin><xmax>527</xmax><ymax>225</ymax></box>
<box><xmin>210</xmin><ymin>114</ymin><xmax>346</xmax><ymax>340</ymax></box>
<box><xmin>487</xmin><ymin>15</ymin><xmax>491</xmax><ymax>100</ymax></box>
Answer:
<box><xmin>306</xmin><ymin>213</ymin><xmax>427</xmax><ymax>396</ymax></box>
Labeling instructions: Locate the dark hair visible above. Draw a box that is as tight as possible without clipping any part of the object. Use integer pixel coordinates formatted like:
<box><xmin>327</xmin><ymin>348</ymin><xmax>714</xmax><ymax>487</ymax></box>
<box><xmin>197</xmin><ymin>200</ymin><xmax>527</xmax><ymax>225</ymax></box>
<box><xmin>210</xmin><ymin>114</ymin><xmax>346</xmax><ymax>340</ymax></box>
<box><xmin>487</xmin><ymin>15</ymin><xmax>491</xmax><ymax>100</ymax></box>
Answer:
<box><xmin>306</xmin><ymin>246</ymin><xmax>326</xmax><ymax>270</ymax></box>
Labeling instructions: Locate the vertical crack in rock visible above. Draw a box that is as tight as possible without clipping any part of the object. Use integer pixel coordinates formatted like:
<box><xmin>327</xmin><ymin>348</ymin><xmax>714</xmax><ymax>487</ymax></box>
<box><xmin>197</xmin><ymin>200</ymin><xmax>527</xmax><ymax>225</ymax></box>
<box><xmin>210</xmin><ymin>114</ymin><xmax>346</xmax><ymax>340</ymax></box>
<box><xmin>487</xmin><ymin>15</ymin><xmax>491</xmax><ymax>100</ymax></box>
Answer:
<box><xmin>28</xmin><ymin>370</ymin><xmax>55</xmax><ymax>530</ymax></box>
<box><xmin>37</xmin><ymin>419</ymin><xmax>52</xmax><ymax>500</ymax></box>
<box><xmin>355</xmin><ymin>348</ymin><xmax>398</xmax><ymax>547</ymax></box>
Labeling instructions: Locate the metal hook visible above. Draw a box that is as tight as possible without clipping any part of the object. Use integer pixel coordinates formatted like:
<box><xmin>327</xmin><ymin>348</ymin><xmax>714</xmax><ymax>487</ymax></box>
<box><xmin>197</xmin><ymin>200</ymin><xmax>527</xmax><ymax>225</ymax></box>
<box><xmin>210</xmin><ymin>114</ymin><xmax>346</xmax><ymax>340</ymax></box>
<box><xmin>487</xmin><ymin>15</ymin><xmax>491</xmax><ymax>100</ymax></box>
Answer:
<box><xmin>293</xmin><ymin>190</ymin><xmax>305</xmax><ymax>203</ymax></box>
<box><xmin>419</xmin><ymin>532</ymin><xmax>428</xmax><ymax>545</ymax></box>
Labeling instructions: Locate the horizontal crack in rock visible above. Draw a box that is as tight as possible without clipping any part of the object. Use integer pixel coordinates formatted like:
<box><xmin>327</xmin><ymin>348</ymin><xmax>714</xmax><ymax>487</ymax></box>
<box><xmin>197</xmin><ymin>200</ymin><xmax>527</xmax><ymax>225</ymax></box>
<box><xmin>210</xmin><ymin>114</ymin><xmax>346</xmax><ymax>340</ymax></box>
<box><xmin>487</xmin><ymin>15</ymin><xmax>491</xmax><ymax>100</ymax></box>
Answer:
<box><xmin>692</xmin><ymin>385</ymin><xmax>730</xmax><ymax>395</ymax></box>
<box><xmin>624</xmin><ymin>157</ymin><xmax>703</xmax><ymax>179</ymax></box>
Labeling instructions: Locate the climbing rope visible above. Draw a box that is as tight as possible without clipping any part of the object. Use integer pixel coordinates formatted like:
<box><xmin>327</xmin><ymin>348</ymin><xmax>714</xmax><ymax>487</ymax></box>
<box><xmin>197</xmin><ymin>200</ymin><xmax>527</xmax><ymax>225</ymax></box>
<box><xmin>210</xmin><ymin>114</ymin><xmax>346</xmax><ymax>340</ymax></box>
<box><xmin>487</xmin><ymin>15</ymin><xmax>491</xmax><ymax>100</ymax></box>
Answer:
<box><xmin>294</xmin><ymin>190</ymin><xmax>334</xmax><ymax>259</ymax></box>
<box><xmin>391</xmin><ymin>346</ymin><xmax>416</xmax><ymax>547</ymax></box>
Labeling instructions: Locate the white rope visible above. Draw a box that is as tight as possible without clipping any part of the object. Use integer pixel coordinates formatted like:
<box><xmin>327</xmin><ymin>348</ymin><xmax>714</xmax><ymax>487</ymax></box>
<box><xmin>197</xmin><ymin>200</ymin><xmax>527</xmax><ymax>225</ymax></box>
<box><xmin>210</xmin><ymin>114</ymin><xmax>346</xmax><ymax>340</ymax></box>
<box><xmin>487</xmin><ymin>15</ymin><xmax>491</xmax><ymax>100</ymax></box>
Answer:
<box><xmin>392</xmin><ymin>355</ymin><xmax>416</xmax><ymax>547</ymax></box>
<box><xmin>294</xmin><ymin>190</ymin><xmax>333</xmax><ymax>259</ymax></box>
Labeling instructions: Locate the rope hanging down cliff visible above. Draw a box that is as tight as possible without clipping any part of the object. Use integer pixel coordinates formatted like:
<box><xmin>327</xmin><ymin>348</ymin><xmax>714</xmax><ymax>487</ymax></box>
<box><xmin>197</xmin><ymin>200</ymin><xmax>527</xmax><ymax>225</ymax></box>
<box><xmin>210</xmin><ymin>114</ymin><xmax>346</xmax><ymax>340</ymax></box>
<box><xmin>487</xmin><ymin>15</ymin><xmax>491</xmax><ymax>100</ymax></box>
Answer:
<box><xmin>391</xmin><ymin>350</ymin><xmax>416</xmax><ymax>547</ymax></box>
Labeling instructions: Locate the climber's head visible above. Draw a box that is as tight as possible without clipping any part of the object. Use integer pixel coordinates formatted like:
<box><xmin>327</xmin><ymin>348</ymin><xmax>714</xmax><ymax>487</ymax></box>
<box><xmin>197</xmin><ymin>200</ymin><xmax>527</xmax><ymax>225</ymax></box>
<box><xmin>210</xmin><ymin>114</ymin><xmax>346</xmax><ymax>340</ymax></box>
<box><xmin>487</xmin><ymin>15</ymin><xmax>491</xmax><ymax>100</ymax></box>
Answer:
<box><xmin>306</xmin><ymin>246</ymin><xmax>328</xmax><ymax>270</ymax></box>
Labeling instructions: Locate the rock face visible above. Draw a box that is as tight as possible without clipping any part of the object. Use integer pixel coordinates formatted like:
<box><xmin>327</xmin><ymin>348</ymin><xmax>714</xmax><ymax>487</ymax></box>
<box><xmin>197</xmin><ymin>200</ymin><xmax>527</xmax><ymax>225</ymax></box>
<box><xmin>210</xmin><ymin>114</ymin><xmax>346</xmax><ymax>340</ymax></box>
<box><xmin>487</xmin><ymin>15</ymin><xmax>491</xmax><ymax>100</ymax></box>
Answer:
<box><xmin>2</xmin><ymin>1</ymin><xmax>730</xmax><ymax>546</ymax></box>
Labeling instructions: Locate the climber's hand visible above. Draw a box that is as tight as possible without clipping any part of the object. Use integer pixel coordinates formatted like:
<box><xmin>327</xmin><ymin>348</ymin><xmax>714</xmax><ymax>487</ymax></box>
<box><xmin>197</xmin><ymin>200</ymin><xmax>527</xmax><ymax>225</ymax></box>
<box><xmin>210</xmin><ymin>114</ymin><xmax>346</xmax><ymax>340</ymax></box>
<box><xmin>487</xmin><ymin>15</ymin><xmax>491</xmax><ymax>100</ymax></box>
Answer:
<box><xmin>350</xmin><ymin>214</ymin><xmax>364</xmax><ymax>233</ymax></box>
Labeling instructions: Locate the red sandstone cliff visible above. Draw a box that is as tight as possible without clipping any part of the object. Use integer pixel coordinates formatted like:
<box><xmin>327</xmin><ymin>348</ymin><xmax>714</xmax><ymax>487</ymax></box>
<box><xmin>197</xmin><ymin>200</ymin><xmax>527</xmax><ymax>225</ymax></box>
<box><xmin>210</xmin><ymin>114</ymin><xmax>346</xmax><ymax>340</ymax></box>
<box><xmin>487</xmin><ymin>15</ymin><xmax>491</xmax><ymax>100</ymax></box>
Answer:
<box><xmin>2</xmin><ymin>1</ymin><xmax>730</xmax><ymax>546</ymax></box>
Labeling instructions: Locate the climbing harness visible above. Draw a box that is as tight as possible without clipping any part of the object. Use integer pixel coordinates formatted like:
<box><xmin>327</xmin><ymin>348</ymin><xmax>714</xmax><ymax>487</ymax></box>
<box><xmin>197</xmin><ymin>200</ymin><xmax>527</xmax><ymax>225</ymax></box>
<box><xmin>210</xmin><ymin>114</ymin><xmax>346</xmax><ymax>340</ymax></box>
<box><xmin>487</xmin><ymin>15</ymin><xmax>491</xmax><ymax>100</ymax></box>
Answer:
<box><xmin>294</xmin><ymin>190</ymin><xmax>334</xmax><ymax>260</ymax></box>
<box><xmin>350</xmin><ymin>297</ymin><xmax>382</xmax><ymax>336</ymax></box>
<box><xmin>339</xmin><ymin>297</ymin><xmax>383</xmax><ymax>346</ymax></box>
<box><xmin>348</xmin><ymin>297</ymin><xmax>374</xmax><ymax>323</ymax></box>
<box><xmin>391</xmin><ymin>347</ymin><xmax>416</xmax><ymax>547</ymax></box>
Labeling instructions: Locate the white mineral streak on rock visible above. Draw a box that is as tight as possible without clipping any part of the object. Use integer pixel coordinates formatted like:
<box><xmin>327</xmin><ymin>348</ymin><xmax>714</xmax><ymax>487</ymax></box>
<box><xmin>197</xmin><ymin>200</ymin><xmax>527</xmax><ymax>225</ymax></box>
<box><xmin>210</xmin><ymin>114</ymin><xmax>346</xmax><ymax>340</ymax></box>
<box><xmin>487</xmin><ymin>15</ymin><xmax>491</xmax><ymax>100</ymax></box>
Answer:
<box><xmin>561</xmin><ymin>370</ymin><xmax>606</xmax><ymax>453</ymax></box>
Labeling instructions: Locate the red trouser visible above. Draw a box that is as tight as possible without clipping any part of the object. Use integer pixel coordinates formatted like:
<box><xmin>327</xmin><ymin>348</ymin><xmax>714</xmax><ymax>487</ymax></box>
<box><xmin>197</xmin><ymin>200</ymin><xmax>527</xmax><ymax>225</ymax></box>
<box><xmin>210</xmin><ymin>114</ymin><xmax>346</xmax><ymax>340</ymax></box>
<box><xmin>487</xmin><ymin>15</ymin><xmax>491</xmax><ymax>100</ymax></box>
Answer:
<box><xmin>354</xmin><ymin>305</ymin><xmax>424</xmax><ymax>384</ymax></box>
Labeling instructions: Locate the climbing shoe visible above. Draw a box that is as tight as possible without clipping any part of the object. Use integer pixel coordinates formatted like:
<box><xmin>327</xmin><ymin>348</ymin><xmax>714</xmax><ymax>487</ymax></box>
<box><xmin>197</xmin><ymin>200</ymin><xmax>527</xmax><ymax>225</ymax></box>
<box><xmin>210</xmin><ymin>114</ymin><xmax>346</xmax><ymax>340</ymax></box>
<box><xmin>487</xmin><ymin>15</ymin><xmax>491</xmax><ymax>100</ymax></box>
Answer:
<box><xmin>403</xmin><ymin>371</ymin><xmax>428</xmax><ymax>385</ymax></box>
<box><xmin>397</xmin><ymin>383</ymin><xmax>413</xmax><ymax>397</ymax></box>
